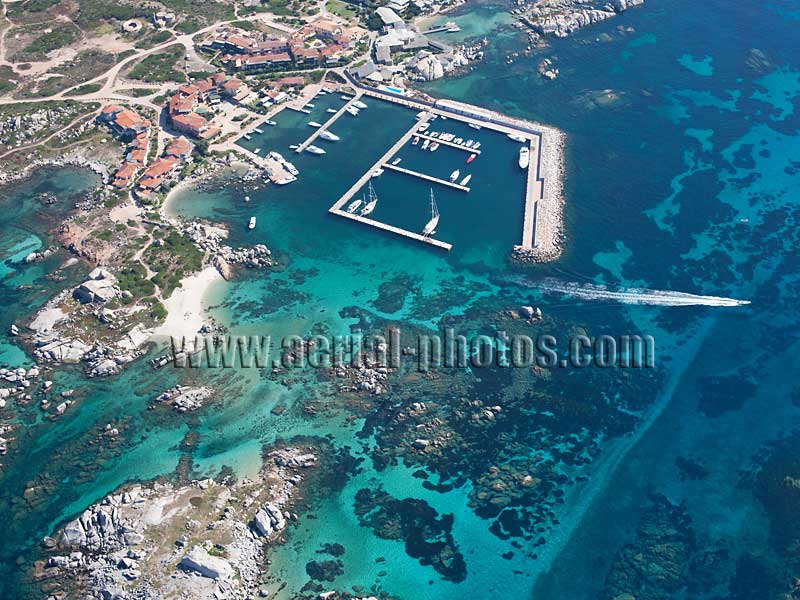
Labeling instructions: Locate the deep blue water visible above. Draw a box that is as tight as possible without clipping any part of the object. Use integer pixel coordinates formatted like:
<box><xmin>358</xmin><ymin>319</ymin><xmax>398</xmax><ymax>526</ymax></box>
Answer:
<box><xmin>0</xmin><ymin>0</ymin><xmax>799</xmax><ymax>598</ymax></box>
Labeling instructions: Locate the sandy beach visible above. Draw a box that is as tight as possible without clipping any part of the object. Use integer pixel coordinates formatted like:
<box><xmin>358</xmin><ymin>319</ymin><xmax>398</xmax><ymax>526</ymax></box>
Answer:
<box><xmin>151</xmin><ymin>266</ymin><xmax>223</xmax><ymax>342</ymax></box>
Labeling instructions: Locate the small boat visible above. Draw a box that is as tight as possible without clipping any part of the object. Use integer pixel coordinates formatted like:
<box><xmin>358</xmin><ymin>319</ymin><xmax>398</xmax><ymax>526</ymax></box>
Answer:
<box><xmin>326</xmin><ymin>108</ymin><xmax>338</xmax><ymax>113</ymax></box>
<box><xmin>248</xmin><ymin>217</ymin><xmax>256</xmax><ymax>230</ymax></box>
<box><xmin>245</xmin><ymin>195</ymin><xmax>251</xmax><ymax>202</ymax></box>
<box><xmin>269</xmin><ymin>151</ymin><xmax>284</xmax><ymax>161</ymax></box>
<box><xmin>468</xmin><ymin>123</ymin><xmax>482</xmax><ymax>130</ymax></box>
<box><xmin>460</xmin><ymin>174</ymin><xmax>472</xmax><ymax>186</ymax></box>
<box><xmin>518</xmin><ymin>146</ymin><xmax>530</xmax><ymax>169</ymax></box>
<box><xmin>507</xmin><ymin>133</ymin><xmax>526</xmax><ymax>143</ymax></box>
<box><xmin>243</xmin><ymin>133</ymin><xmax>252</xmax><ymax>140</ymax></box>
<box><xmin>341</xmin><ymin>95</ymin><xmax>353</xmax><ymax>100</ymax></box>
<box><xmin>345</xmin><ymin>106</ymin><xmax>360</xmax><ymax>116</ymax></box>
<box><xmin>254</xmin><ymin>128</ymin><xmax>264</xmax><ymax>134</ymax></box>
<box><xmin>289</xmin><ymin>144</ymin><xmax>299</xmax><ymax>150</ymax></box>
<box><xmin>418</xmin><ymin>122</ymin><xmax>430</xmax><ymax>132</ymax></box>
<box><xmin>429</xmin><ymin>131</ymin><xmax>440</xmax><ymax>138</ymax></box>
<box><xmin>300</xmin><ymin>108</ymin><xmax>312</xmax><ymax>114</ymax></box>
<box><xmin>466</xmin><ymin>153</ymin><xmax>477</xmax><ymax>164</ymax></box>
<box><xmin>422</xmin><ymin>189</ymin><xmax>439</xmax><ymax>237</ymax></box>
<box><xmin>415</xmin><ymin>111</ymin><xmax>427</xmax><ymax>119</ymax></box>
<box><xmin>449</xmin><ymin>169</ymin><xmax>460</xmax><ymax>182</ymax></box>
<box><xmin>275</xmin><ymin>176</ymin><xmax>296</xmax><ymax>185</ymax></box>
<box><xmin>371</xmin><ymin>168</ymin><xmax>384</xmax><ymax>178</ymax></box>
<box><xmin>360</xmin><ymin>181</ymin><xmax>379</xmax><ymax>216</ymax></box>
<box><xmin>412</xmin><ymin>136</ymin><xmax>420</xmax><ymax>146</ymax></box>
<box><xmin>308</xmin><ymin>121</ymin><xmax>322</xmax><ymax>128</ymax></box>
<box><xmin>391</xmin><ymin>157</ymin><xmax>402</xmax><ymax>165</ymax></box>
<box><xmin>353</xmin><ymin>100</ymin><xmax>368</xmax><ymax>109</ymax></box>
<box><xmin>421</xmin><ymin>139</ymin><xmax>430</xmax><ymax>150</ymax></box>
<box><xmin>306</xmin><ymin>145</ymin><xmax>326</xmax><ymax>155</ymax></box>
<box><xmin>465</xmin><ymin>140</ymin><xmax>474</xmax><ymax>148</ymax></box>
<box><xmin>430</xmin><ymin>142</ymin><xmax>439</xmax><ymax>152</ymax></box>
<box><xmin>454</xmin><ymin>137</ymin><xmax>463</xmax><ymax>145</ymax></box>
<box><xmin>473</xmin><ymin>142</ymin><xmax>481</xmax><ymax>150</ymax></box>
<box><xmin>305</xmin><ymin>103</ymin><xmax>315</xmax><ymax>109</ymax></box>
<box><xmin>347</xmin><ymin>199</ymin><xmax>362</xmax><ymax>213</ymax></box>
<box><xmin>265</xmin><ymin>120</ymin><xmax>277</xmax><ymax>126</ymax></box>
<box><xmin>319</xmin><ymin>130</ymin><xmax>340</xmax><ymax>142</ymax></box>
<box><xmin>440</xmin><ymin>115</ymin><xmax>448</xmax><ymax>120</ymax></box>
<box><xmin>253</xmin><ymin>148</ymin><xmax>261</xmax><ymax>154</ymax></box>
<box><xmin>284</xmin><ymin>162</ymin><xmax>299</xmax><ymax>175</ymax></box>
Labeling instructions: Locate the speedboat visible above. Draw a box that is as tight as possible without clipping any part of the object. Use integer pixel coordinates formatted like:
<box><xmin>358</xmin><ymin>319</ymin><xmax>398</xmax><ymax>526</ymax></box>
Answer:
<box><xmin>460</xmin><ymin>174</ymin><xmax>472</xmax><ymax>186</ymax></box>
<box><xmin>518</xmin><ymin>146</ymin><xmax>530</xmax><ymax>169</ymax></box>
<box><xmin>418</xmin><ymin>122</ymin><xmax>430</xmax><ymax>132</ymax></box>
<box><xmin>308</xmin><ymin>121</ymin><xmax>322</xmax><ymax>128</ymax></box>
<box><xmin>284</xmin><ymin>162</ymin><xmax>299</xmax><ymax>176</ymax></box>
<box><xmin>347</xmin><ymin>199</ymin><xmax>362</xmax><ymax>213</ymax></box>
<box><xmin>275</xmin><ymin>176</ymin><xmax>296</xmax><ymax>185</ymax></box>
<box><xmin>468</xmin><ymin>123</ymin><xmax>482</xmax><ymax>130</ymax></box>
<box><xmin>508</xmin><ymin>133</ymin><xmax>526</xmax><ymax>143</ymax></box>
<box><xmin>429</xmin><ymin>132</ymin><xmax>440</xmax><ymax>138</ymax></box>
<box><xmin>465</xmin><ymin>140</ymin><xmax>474</xmax><ymax>148</ymax></box>
<box><xmin>306</xmin><ymin>145</ymin><xmax>326</xmax><ymax>155</ymax></box>
<box><xmin>353</xmin><ymin>100</ymin><xmax>368</xmax><ymax>109</ymax></box>
<box><xmin>473</xmin><ymin>142</ymin><xmax>481</xmax><ymax>150</ymax></box>
<box><xmin>345</xmin><ymin>105</ymin><xmax>360</xmax><ymax>116</ymax></box>
<box><xmin>391</xmin><ymin>157</ymin><xmax>402</xmax><ymax>165</ymax></box>
<box><xmin>430</xmin><ymin>142</ymin><xmax>439</xmax><ymax>152</ymax></box>
<box><xmin>265</xmin><ymin>120</ymin><xmax>277</xmax><ymax>126</ymax></box>
<box><xmin>454</xmin><ymin>137</ymin><xmax>463</xmax><ymax>145</ymax></box>
<box><xmin>248</xmin><ymin>216</ymin><xmax>256</xmax><ymax>230</ymax></box>
<box><xmin>289</xmin><ymin>144</ymin><xmax>299</xmax><ymax>150</ymax></box>
<box><xmin>305</xmin><ymin>103</ymin><xmax>315</xmax><ymax>109</ymax></box>
<box><xmin>327</xmin><ymin>108</ymin><xmax>338</xmax><ymax>113</ymax></box>
<box><xmin>319</xmin><ymin>130</ymin><xmax>340</xmax><ymax>141</ymax></box>
<box><xmin>253</xmin><ymin>148</ymin><xmax>261</xmax><ymax>154</ymax></box>
<box><xmin>449</xmin><ymin>169</ymin><xmax>460</xmax><ymax>182</ymax></box>
<box><xmin>466</xmin><ymin>153</ymin><xmax>477</xmax><ymax>164</ymax></box>
<box><xmin>412</xmin><ymin>136</ymin><xmax>420</xmax><ymax>145</ymax></box>
<box><xmin>254</xmin><ymin>127</ymin><xmax>263</xmax><ymax>134</ymax></box>
<box><xmin>243</xmin><ymin>133</ymin><xmax>252</xmax><ymax>140</ymax></box>
<box><xmin>422</xmin><ymin>139</ymin><xmax>430</xmax><ymax>150</ymax></box>
<box><xmin>341</xmin><ymin>95</ymin><xmax>353</xmax><ymax>100</ymax></box>
<box><xmin>371</xmin><ymin>168</ymin><xmax>384</xmax><ymax>178</ymax></box>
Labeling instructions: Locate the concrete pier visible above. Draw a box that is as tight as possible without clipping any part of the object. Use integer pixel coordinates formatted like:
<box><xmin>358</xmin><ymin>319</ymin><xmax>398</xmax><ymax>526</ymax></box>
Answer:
<box><xmin>329</xmin><ymin>114</ymin><xmax>452</xmax><ymax>251</ymax></box>
<box><xmin>382</xmin><ymin>163</ymin><xmax>471</xmax><ymax>192</ymax></box>
<box><xmin>521</xmin><ymin>136</ymin><xmax>542</xmax><ymax>248</ymax></box>
<box><xmin>296</xmin><ymin>92</ymin><xmax>363</xmax><ymax>153</ymax></box>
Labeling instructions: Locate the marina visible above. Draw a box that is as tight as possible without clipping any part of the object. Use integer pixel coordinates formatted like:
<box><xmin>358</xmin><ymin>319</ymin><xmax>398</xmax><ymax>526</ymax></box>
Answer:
<box><xmin>383</xmin><ymin>163</ymin><xmax>471</xmax><ymax>192</ymax></box>
<box><xmin>295</xmin><ymin>93</ymin><xmax>364</xmax><ymax>153</ymax></box>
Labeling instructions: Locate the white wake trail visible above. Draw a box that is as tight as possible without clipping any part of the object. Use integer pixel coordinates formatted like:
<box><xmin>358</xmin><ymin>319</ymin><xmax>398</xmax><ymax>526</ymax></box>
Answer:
<box><xmin>519</xmin><ymin>278</ymin><xmax>751</xmax><ymax>307</ymax></box>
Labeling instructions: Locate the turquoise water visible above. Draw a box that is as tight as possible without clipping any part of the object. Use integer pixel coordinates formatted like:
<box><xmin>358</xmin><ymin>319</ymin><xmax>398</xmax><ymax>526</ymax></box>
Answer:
<box><xmin>2</xmin><ymin>0</ymin><xmax>800</xmax><ymax>598</ymax></box>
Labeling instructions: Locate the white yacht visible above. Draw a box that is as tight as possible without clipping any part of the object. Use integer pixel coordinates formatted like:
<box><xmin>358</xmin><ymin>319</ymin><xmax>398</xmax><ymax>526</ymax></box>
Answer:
<box><xmin>360</xmin><ymin>181</ymin><xmax>379</xmax><ymax>216</ymax></box>
<box><xmin>371</xmin><ymin>168</ymin><xmax>384</xmax><ymax>178</ymax></box>
<box><xmin>465</xmin><ymin>140</ymin><xmax>475</xmax><ymax>148</ymax></box>
<box><xmin>418</xmin><ymin>122</ymin><xmax>430</xmax><ymax>132</ymax></box>
<box><xmin>275</xmin><ymin>176</ymin><xmax>296</xmax><ymax>185</ymax></box>
<box><xmin>345</xmin><ymin>106</ymin><xmax>360</xmax><ymax>116</ymax></box>
<box><xmin>412</xmin><ymin>136</ymin><xmax>420</xmax><ymax>145</ymax></box>
<box><xmin>391</xmin><ymin>157</ymin><xmax>402</xmax><ymax>165</ymax></box>
<box><xmin>254</xmin><ymin>127</ymin><xmax>264</xmax><ymax>134</ymax></box>
<box><xmin>341</xmin><ymin>95</ymin><xmax>353</xmax><ymax>101</ymax></box>
<box><xmin>454</xmin><ymin>137</ymin><xmax>463</xmax><ymax>145</ymax></box>
<box><xmin>347</xmin><ymin>199</ymin><xmax>362</xmax><ymax>213</ymax></box>
<box><xmin>248</xmin><ymin>217</ymin><xmax>256</xmax><ymax>230</ymax></box>
<box><xmin>284</xmin><ymin>162</ymin><xmax>299</xmax><ymax>176</ymax></box>
<box><xmin>326</xmin><ymin>108</ymin><xmax>338</xmax><ymax>114</ymax></box>
<box><xmin>460</xmin><ymin>174</ymin><xmax>472</xmax><ymax>186</ymax></box>
<box><xmin>243</xmin><ymin>133</ymin><xmax>252</xmax><ymax>140</ymax></box>
<box><xmin>468</xmin><ymin>123</ymin><xmax>482</xmax><ymax>130</ymax></box>
<box><xmin>508</xmin><ymin>133</ymin><xmax>526</xmax><ymax>143</ymax></box>
<box><xmin>353</xmin><ymin>100</ymin><xmax>368</xmax><ymax>109</ymax></box>
<box><xmin>449</xmin><ymin>169</ymin><xmax>460</xmax><ymax>182</ymax></box>
<box><xmin>319</xmin><ymin>130</ymin><xmax>340</xmax><ymax>141</ymax></box>
<box><xmin>422</xmin><ymin>189</ymin><xmax>439</xmax><ymax>237</ymax></box>
<box><xmin>308</xmin><ymin>121</ymin><xmax>322</xmax><ymax>128</ymax></box>
<box><xmin>518</xmin><ymin>146</ymin><xmax>530</xmax><ymax>169</ymax></box>
<box><xmin>473</xmin><ymin>142</ymin><xmax>481</xmax><ymax>150</ymax></box>
<box><xmin>430</xmin><ymin>142</ymin><xmax>439</xmax><ymax>152</ymax></box>
<box><xmin>306</xmin><ymin>145</ymin><xmax>326</xmax><ymax>155</ymax></box>
<box><xmin>421</xmin><ymin>139</ymin><xmax>430</xmax><ymax>150</ymax></box>
<box><xmin>265</xmin><ymin>120</ymin><xmax>277</xmax><ymax>126</ymax></box>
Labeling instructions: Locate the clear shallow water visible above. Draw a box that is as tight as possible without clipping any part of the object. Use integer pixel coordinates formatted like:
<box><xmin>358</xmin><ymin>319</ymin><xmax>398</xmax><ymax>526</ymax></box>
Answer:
<box><xmin>1</xmin><ymin>0</ymin><xmax>799</xmax><ymax>598</ymax></box>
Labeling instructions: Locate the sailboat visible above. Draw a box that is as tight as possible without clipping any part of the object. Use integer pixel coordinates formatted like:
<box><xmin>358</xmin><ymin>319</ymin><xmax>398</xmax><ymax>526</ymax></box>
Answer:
<box><xmin>360</xmin><ymin>181</ymin><xmax>379</xmax><ymax>216</ymax></box>
<box><xmin>422</xmin><ymin>188</ymin><xmax>439</xmax><ymax>237</ymax></box>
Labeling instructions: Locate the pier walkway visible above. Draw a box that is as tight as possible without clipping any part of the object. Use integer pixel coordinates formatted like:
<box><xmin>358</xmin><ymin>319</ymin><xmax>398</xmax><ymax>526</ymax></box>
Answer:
<box><xmin>296</xmin><ymin>92</ymin><xmax>363</xmax><ymax>153</ymax></box>
<box><xmin>229</xmin><ymin>145</ymin><xmax>292</xmax><ymax>183</ymax></box>
<box><xmin>416</xmin><ymin>133</ymin><xmax>481</xmax><ymax>154</ymax></box>
<box><xmin>383</xmin><ymin>164</ymin><xmax>471</xmax><ymax>192</ymax></box>
<box><xmin>521</xmin><ymin>136</ymin><xmax>543</xmax><ymax>248</ymax></box>
<box><xmin>329</xmin><ymin>114</ymin><xmax>452</xmax><ymax>251</ymax></box>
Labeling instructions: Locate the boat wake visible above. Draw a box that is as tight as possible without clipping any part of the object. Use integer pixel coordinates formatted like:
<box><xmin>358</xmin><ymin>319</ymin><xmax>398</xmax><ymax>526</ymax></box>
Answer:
<box><xmin>518</xmin><ymin>278</ymin><xmax>751</xmax><ymax>307</ymax></box>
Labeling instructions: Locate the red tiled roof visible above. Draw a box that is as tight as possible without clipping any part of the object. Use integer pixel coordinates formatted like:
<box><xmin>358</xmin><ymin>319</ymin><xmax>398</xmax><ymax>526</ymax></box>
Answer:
<box><xmin>101</xmin><ymin>104</ymin><xmax>123</xmax><ymax>114</ymax></box>
<box><xmin>138</xmin><ymin>176</ymin><xmax>164</xmax><ymax>190</ymax></box>
<box><xmin>165</xmin><ymin>137</ymin><xmax>193</xmax><ymax>157</ymax></box>
<box><xmin>143</xmin><ymin>157</ymin><xmax>179</xmax><ymax>178</ymax></box>
<box><xmin>115</xmin><ymin>162</ymin><xmax>139</xmax><ymax>179</ymax></box>
<box><xmin>127</xmin><ymin>148</ymin><xmax>146</xmax><ymax>163</ymax></box>
<box><xmin>172</xmin><ymin>112</ymin><xmax>208</xmax><ymax>134</ymax></box>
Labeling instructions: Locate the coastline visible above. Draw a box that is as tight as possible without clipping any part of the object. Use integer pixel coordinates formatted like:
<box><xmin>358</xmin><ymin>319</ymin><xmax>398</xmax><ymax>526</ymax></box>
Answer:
<box><xmin>151</xmin><ymin>266</ymin><xmax>224</xmax><ymax>343</ymax></box>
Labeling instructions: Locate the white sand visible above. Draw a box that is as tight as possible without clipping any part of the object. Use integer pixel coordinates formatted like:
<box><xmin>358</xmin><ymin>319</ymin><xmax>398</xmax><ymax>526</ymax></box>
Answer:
<box><xmin>151</xmin><ymin>266</ymin><xmax>222</xmax><ymax>341</ymax></box>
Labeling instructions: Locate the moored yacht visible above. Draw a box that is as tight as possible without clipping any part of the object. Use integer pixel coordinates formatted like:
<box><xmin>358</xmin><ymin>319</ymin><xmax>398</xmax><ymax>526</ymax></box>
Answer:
<box><xmin>306</xmin><ymin>145</ymin><xmax>326</xmax><ymax>155</ymax></box>
<box><xmin>391</xmin><ymin>157</ymin><xmax>402</xmax><ymax>165</ymax></box>
<box><xmin>422</xmin><ymin>139</ymin><xmax>430</xmax><ymax>150</ymax></box>
<box><xmin>430</xmin><ymin>142</ymin><xmax>439</xmax><ymax>152</ymax></box>
<box><xmin>507</xmin><ymin>133</ymin><xmax>526</xmax><ymax>143</ymax></box>
<box><xmin>360</xmin><ymin>181</ymin><xmax>379</xmax><ymax>216</ymax></box>
<box><xmin>449</xmin><ymin>169</ymin><xmax>460</xmax><ymax>182</ymax></box>
<box><xmin>412</xmin><ymin>136</ymin><xmax>420</xmax><ymax>145</ymax></box>
<box><xmin>353</xmin><ymin>100</ymin><xmax>368</xmax><ymax>109</ymax></box>
<box><xmin>345</xmin><ymin>105</ymin><xmax>360</xmax><ymax>116</ymax></box>
<box><xmin>422</xmin><ymin>189</ymin><xmax>439</xmax><ymax>237</ymax></box>
<box><xmin>308</xmin><ymin>121</ymin><xmax>322</xmax><ymax>128</ymax></box>
<box><xmin>319</xmin><ymin>130</ymin><xmax>340</xmax><ymax>141</ymax></box>
<box><xmin>518</xmin><ymin>146</ymin><xmax>530</xmax><ymax>169</ymax></box>
<box><xmin>347</xmin><ymin>199</ymin><xmax>362</xmax><ymax>213</ymax></box>
<box><xmin>460</xmin><ymin>174</ymin><xmax>472</xmax><ymax>186</ymax></box>
<box><xmin>466</xmin><ymin>153</ymin><xmax>477</xmax><ymax>164</ymax></box>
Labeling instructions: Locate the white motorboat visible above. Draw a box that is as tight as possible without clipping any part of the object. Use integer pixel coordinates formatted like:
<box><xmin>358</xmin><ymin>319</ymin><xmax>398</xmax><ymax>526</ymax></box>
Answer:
<box><xmin>473</xmin><ymin>142</ymin><xmax>481</xmax><ymax>150</ymax></box>
<box><xmin>353</xmin><ymin>100</ymin><xmax>368</xmax><ymax>109</ymax></box>
<box><xmin>319</xmin><ymin>130</ymin><xmax>340</xmax><ymax>141</ymax></box>
<box><xmin>275</xmin><ymin>176</ymin><xmax>296</xmax><ymax>185</ymax></box>
<box><xmin>265</xmin><ymin>120</ymin><xmax>277</xmax><ymax>126</ymax></box>
<box><xmin>507</xmin><ymin>133</ymin><xmax>526</xmax><ymax>143</ymax></box>
<box><xmin>429</xmin><ymin>131</ymin><xmax>440</xmax><ymax>138</ymax></box>
<box><xmin>518</xmin><ymin>146</ymin><xmax>530</xmax><ymax>169</ymax></box>
<box><xmin>327</xmin><ymin>108</ymin><xmax>338</xmax><ymax>113</ymax></box>
<box><xmin>449</xmin><ymin>169</ymin><xmax>460</xmax><ymax>182</ymax></box>
<box><xmin>421</xmin><ymin>139</ymin><xmax>430</xmax><ymax>150</ymax></box>
<box><xmin>305</xmin><ymin>103</ymin><xmax>315</xmax><ymax>109</ymax></box>
<box><xmin>306</xmin><ymin>145</ymin><xmax>326</xmax><ymax>155</ymax></box>
<box><xmin>465</xmin><ymin>140</ymin><xmax>475</xmax><ymax>147</ymax></box>
<box><xmin>422</xmin><ymin>189</ymin><xmax>439</xmax><ymax>237</ymax></box>
<box><xmin>371</xmin><ymin>168</ymin><xmax>384</xmax><ymax>178</ymax></box>
<box><xmin>468</xmin><ymin>123</ymin><xmax>482</xmax><ymax>130</ymax></box>
<box><xmin>360</xmin><ymin>181</ymin><xmax>379</xmax><ymax>216</ymax></box>
<box><xmin>345</xmin><ymin>105</ymin><xmax>360</xmax><ymax>116</ymax></box>
<box><xmin>412</xmin><ymin>136</ymin><xmax>420</xmax><ymax>145</ymax></box>
<box><xmin>248</xmin><ymin>217</ymin><xmax>256</xmax><ymax>230</ymax></box>
<box><xmin>460</xmin><ymin>174</ymin><xmax>472</xmax><ymax>186</ymax></box>
<box><xmin>254</xmin><ymin>127</ymin><xmax>264</xmax><ymax>134</ymax></box>
<box><xmin>341</xmin><ymin>95</ymin><xmax>353</xmax><ymax>100</ymax></box>
<box><xmin>253</xmin><ymin>148</ymin><xmax>261</xmax><ymax>153</ymax></box>
<box><xmin>454</xmin><ymin>137</ymin><xmax>463</xmax><ymax>145</ymax></box>
<box><xmin>243</xmin><ymin>133</ymin><xmax>252</xmax><ymax>140</ymax></box>
<box><xmin>289</xmin><ymin>144</ymin><xmax>299</xmax><ymax>150</ymax></box>
<box><xmin>430</xmin><ymin>142</ymin><xmax>439</xmax><ymax>152</ymax></box>
<box><xmin>391</xmin><ymin>157</ymin><xmax>402</xmax><ymax>165</ymax></box>
<box><xmin>347</xmin><ymin>199</ymin><xmax>362</xmax><ymax>213</ymax></box>
<box><xmin>308</xmin><ymin>121</ymin><xmax>322</xmax><ymax>128</ymax></box>
<box><xmin>284</xmin><ymin>162</ymin><xmax>299</xmax><ymax>176</ymax></box>
<box><xmin>418</xmin><ymin>122</ymin><xmax>430</xmax><ymax>132</ymax></box>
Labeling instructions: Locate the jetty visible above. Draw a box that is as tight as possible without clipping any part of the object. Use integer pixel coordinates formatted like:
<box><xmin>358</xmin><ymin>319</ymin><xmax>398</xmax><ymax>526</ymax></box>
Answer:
<box><xmin>383</xmin><ymin>164</ymin><xmax>470</xmax><ymax>192</ymax></box>
<box><xmin>329</xmin><ymin>115</ymin><xmax>452</xmax><ymax>251</ymax></box>
<box><xmin>296</xmin><ymin>93</ymin><xmax>363</xmax><ymax>153</ymax></box>
<box><xmin>231</xmin><ymin>145</ymin><xmax>293</xmax><ymax>184</ymax></box>
<box><xmin>342</xmin><ymin>72</ymin><xmax>564</xmax><ymax>261</ymax></box>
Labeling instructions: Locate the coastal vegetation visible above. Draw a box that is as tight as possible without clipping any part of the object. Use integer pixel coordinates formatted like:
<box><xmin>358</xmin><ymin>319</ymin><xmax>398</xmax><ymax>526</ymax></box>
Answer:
<box><xmin>126</xmin><ymin>45</ymin><xmax>186</xmax><ymax>83</ymax></box>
